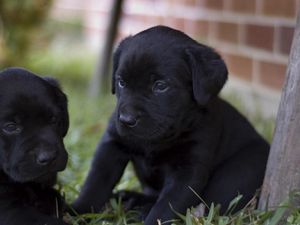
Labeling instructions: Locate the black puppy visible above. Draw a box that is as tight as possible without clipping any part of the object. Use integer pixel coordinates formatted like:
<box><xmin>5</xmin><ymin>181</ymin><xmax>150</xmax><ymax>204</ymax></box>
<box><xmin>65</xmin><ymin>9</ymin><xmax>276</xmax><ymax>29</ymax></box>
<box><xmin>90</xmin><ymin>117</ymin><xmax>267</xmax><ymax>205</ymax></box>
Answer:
<box><xmin>73</xmin><ymin>26</ymin><xmax>270</xmax><ymax>224</ymax></box>
<box><xmin>0</xmin><ymin>68</ymin><xmax>69</xmax><ymax>225</ymax></box>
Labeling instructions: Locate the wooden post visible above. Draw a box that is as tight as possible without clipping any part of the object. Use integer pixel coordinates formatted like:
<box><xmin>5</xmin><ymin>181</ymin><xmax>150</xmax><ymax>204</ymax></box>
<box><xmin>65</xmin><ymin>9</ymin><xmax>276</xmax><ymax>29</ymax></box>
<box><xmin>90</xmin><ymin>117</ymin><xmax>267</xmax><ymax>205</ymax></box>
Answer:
<box><xmin>88</xmin><ymin>0</ymin><xmax>124</xmax><ymax>96</ymax></box>
<box><xmin>258</xmin><ymin>13</ymin><xmax>300</xmax><ymax>209</ymax></box>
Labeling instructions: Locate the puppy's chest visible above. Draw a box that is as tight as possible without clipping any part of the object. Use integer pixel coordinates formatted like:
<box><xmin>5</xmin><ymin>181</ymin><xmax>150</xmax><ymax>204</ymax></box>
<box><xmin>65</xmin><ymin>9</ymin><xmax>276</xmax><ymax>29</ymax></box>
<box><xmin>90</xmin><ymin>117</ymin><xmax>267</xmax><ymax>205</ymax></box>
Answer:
<box><xmin>130</xmin><ymin>147</ymin><xmax>186</xmax><ymax>190</ymax></box>
<box><xmin>131</xmin><ymin>155</ymin><xmax>165</xmax><ymax>190</ymax></box>
<box><xmin>22</xmin><ymin>185</ymin><xmax>65</xmax><ymax>216</ymax></box>
<box><xmin>126</xmin><ymin>141</ymin><xmax>195</xmax><ymax>189</ymax></box>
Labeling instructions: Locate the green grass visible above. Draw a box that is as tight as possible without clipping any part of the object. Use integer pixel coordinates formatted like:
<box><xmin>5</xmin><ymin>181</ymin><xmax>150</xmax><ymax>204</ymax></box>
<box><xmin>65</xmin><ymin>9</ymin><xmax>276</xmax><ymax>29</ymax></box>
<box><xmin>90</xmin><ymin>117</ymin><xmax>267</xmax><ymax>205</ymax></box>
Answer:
<box><xmin>13</xmin><ymin>49</ymin><xmax>299</xmax><ymax>225</ymax></box>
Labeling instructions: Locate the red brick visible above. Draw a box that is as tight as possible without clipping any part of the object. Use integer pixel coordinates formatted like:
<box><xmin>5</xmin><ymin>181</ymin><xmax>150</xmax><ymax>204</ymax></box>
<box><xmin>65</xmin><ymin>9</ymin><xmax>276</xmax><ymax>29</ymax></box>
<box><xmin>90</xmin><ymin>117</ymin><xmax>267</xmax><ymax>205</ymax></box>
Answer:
<box><xmin>164</xmin><ymin>17</ymin><xmax>185</xmax><ymax>31</ymax></box>
<box><xmin>259</xmin><ymin>61</ymin><xmax>287</xmax><ymax>89</ymax></box>
<box><xmin>185</xmin><ymin>19</ymin><xmax>209</xmax><ymax>39</ymax></box>
<box><xmin>203</xmin><ymin>0</ymin><xmax>224</xmax><ymax>10</ymax></box>
<box><xmin>184</xmin><ymin>0</ymin><xmax>197</xmax><ymax>6</ymax></box>
<box><xmin>165</xmin><ymin>0</ymin><xmax>184</xmax><ymax>5</ymax></box>
<box><xmin>229</xmin><ymin>0</ymin><xmax>256</xmax><ymax>14</ymax></box>
<box><xmin>222</xmin><ymin>53</ymin><xmax>253</xmax><ymax>81</ymax></box>
<box><xmin>124</xmin><ymin>13</ymin><xmax>147</xmax><ymax>24</ymax></box>
<box><xmin>144</xmin><ymin>15</ymin><xmax>163</xmax><ymax>26</ymax></box>
<box><xmin>215</xmin><ymin>22</ymin><xmax>239</xmax><ymax>43</ymax></box>
<box><xmin>262</xmin><ymin>0</ymin><xmax>296</xmax><ymax>18</ymax></box>
<box><xmin>169</xmin><ymin>0</ymin><xmax>196</xmax><ymax>5</ymax></box>
<box><xmin>278</xmin><ymin>26</ymin><xmax>295</xmax><ymax>55</ymax></box>
<box><xmin>244</xmin><ymin>24</ymin><xmax>274</xmax><ymax>51</ymax></box>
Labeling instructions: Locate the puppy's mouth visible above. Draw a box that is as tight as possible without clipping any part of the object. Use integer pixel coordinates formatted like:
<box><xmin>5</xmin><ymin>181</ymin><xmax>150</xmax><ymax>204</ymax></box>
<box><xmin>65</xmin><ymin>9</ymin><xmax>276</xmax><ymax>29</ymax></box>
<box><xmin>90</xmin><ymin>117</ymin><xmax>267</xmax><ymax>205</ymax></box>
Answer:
<box><xmin>4</xmin><ymin>167</ymin><xmax>52</xmax><ymax>183</ymax></box>
<box><xmin>116</xmin><ymin>119</ymin><xmax>173</xmax><ymax>141</ymax></box>
<box><xmin>5</xmin><ymin>167</ymin><xmax>62</xmax><ymax>184</ymax></box>
<box><xmin>4</xmin><ymin>158</ymin><xmax>67</xmax><ymax>183</ymax></box>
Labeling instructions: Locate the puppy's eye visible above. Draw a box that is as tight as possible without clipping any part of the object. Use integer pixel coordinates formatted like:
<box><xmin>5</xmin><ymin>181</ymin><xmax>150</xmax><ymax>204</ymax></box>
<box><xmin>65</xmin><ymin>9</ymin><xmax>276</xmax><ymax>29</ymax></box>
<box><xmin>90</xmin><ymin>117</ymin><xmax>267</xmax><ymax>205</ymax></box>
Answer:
<box><xmin>118</xmin><ymin>79</ymin><xmax>126</xmax><ymax>88</ymax></box>
<box><xmin>152</xmin><ymin>81</ymin><xmax>169</xmax><ymax>93</ymax></box>
<box><xmin>2</xmin><ymin>122</ymin><xmax>22</xmax><ymax>135</ymax></box>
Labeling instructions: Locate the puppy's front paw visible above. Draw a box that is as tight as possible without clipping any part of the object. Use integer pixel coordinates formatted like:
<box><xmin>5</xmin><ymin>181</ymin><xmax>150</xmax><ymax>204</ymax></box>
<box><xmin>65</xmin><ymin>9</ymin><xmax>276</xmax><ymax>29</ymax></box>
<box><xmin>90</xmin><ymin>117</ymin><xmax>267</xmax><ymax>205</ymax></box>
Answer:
<box><xmin>114</xmin><ymin>190</ymin><xmax>156</xmax><ymax>219</ymax></box>
<box><xmin>115</xmin><ymin>191</ymin><xmax>143</xmax><ymax>210</ymax></box>
<box><xmin>69</xmin><ymin>201</ymin><xmax>89</xmax><ymax>215</ymax></box>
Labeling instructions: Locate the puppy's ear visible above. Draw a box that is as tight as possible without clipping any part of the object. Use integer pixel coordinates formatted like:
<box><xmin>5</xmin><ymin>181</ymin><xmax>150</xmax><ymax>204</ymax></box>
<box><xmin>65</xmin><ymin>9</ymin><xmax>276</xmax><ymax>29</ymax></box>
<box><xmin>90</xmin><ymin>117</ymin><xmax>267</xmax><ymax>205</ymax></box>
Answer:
<box><xmin>112</xmin><ymin>36</ymin><xmax>132</xmax><ymax>94</ymax></box>
<box><xmin>43</xmin><ymin>76</ymin><xmax>61</xmax><ymax>89</ymax></box>
<box><xmin>111</xmin><ymin>47</ymin><xmax>121</xmax><ymax>94</ymax></box>
<box><xmin>43</xmin><ymin>76</ymin><xmax>69</xmax><ymax>137</ymax></box>
<box><xmin>185</xmin><ymin>46</ymin><xmax>228</xmax><ymax>105</ymax></box>
<box><xmin>58</xmin><ymin>92</ymin><xmax>69</xmax><ymax>137</ymax></box>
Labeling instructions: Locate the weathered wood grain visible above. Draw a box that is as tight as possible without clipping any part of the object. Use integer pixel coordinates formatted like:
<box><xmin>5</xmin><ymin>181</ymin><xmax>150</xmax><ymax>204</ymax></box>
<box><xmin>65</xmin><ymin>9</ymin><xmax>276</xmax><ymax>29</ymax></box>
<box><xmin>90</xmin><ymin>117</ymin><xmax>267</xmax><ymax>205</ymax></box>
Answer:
<box><xmin>259</xmin><ymin>13</ymin><xmax>300</xmax><ymax>209</ymax></box>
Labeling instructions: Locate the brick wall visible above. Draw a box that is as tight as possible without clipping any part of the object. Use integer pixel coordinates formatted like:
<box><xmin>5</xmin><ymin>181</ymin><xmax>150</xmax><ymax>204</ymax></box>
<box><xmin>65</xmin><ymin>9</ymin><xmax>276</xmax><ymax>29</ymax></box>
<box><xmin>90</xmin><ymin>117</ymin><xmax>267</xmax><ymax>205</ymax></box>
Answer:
<box><xmin>52</xmin><ymin>0</ymin><xmax>298</xmax><ymax>117</ymax></box>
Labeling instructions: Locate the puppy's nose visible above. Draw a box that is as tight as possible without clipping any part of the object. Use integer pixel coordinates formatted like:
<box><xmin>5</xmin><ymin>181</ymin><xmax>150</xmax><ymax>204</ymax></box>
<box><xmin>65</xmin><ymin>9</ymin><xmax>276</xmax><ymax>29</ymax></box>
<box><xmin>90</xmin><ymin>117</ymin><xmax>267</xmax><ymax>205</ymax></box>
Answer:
<box><xmin>36</xmin><ymin>151</ymin><xmax>57</xmax><ymax>166</ymax></box>
<box><xmin>119</xmin><ymin>113</ymin><xmax>138</xmax><ymax>127</ymax></box>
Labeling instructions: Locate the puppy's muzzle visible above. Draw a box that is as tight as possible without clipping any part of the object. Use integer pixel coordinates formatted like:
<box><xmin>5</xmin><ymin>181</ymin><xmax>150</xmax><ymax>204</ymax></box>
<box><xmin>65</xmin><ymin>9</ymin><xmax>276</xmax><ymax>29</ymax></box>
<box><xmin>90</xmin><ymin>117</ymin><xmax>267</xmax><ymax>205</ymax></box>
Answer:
<box><xmin>36</xmin><ymin>150</ymin><xmax>57</xmax><ymax>166</ymax></box>
<box><xmin>119</xmin><ymin>113</ymin><xmax>139</xmax><ymax>127</ymax></box>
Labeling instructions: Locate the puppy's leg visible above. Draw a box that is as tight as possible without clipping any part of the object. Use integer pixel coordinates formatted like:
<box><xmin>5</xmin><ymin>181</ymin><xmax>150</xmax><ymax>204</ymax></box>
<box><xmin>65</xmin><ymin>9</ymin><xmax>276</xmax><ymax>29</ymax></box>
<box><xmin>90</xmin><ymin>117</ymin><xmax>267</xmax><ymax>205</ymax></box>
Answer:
<box><xmin>202</xmin><ymin>145</ymin><xmax>269</xmax><ymax>214</ymax></box>
<box><xmin>72</xmin><ymin>131</ymin><xmax>129</xmax><ymax>214</ymax></box>
<box><xmin>114</xmin><ymin>190</ymin><xmax>157</xmax><ymax>218</ymax></box>
<box><xmin>144</xmin><ymin>166</ymin><xmax>210</xmax><ymax>225</ymax></box>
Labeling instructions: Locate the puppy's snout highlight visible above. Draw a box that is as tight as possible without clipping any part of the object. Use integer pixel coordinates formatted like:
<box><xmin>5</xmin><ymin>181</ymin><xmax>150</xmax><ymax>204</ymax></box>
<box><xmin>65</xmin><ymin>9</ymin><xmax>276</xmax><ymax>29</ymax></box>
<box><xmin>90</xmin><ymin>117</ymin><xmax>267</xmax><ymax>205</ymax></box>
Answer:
<box><xmin>36</xmin><ymin>150</ymin><xmax>57</xmax><ymax>166</ymax></box>
<box><xmin>119</xmin><ymin>113</ymin><xmax>139</xmax><ymax>127</ymax></box>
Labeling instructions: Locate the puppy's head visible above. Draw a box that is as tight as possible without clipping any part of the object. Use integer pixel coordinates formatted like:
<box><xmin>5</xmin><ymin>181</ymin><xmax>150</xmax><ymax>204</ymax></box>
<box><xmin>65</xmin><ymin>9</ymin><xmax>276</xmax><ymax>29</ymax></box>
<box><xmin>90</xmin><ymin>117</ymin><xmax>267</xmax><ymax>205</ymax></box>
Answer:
<box><xmin>112</xmin><ymin>26</ymin><xmax>228</xmax><ymax>141</ymax></box>
<box><xmin>0</xmin><ymin>67</ymin><xmax>69</xmax><ymax>183</ymax></box>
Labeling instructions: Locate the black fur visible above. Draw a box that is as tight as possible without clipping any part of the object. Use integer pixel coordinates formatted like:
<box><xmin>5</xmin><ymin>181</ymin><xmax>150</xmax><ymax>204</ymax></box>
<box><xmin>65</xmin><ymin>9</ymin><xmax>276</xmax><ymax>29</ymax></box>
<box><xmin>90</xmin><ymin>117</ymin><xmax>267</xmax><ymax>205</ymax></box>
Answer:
<box><xmin>0</xmin><ymin>67</ymin><xmax>69</xmax><ymax>225</ymax></box>
<box><xmin>73</xmin><ymin>26</ymin><xmax>270</xmax><ymax>224</ymax></box>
